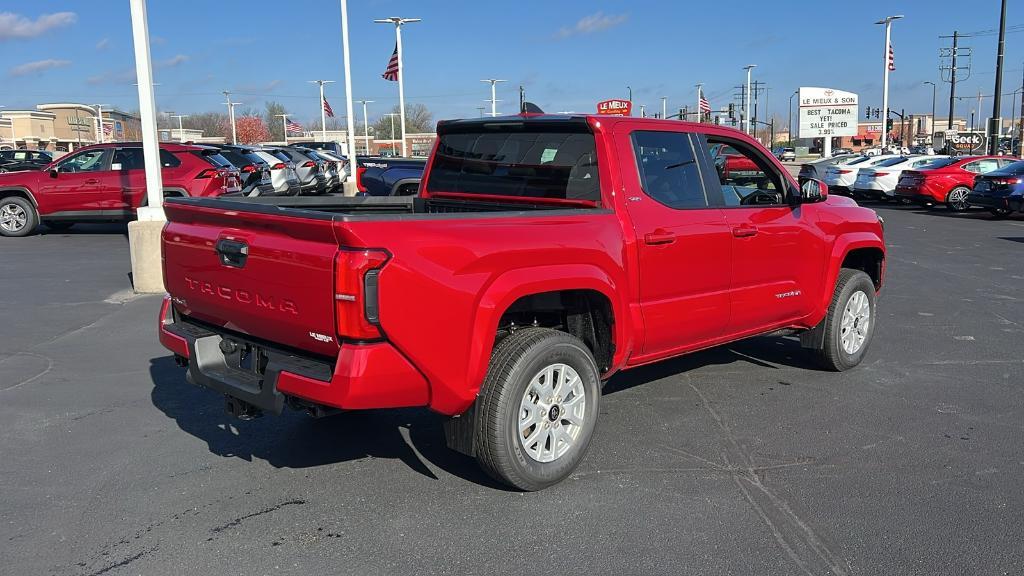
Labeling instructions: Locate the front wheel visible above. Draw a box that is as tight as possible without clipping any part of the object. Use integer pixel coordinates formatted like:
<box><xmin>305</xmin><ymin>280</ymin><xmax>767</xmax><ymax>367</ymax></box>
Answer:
<box><xmin>814</xmin><ymin>269</ymin><xmax>877</xmax><ymax>371</ymax></box>
<box><xmin>945</xmin><ymin>186</ymin><xmax>971</xmax><ymax>212</ymax></box>
<box><xmin>474</xmin><ymin>328</ymin><xmax>601</xmax><ymax>491</ymax></box>
<box><xmin>0</xmin><ymin>196</ymin><xmax>38</xmax><ymax>237</ymax></box>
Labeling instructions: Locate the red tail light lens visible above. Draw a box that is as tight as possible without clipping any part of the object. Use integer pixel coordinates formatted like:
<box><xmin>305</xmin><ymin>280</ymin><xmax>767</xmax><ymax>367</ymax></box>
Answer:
<box><xmin>194</xmin><ymin>168</ymin><xmax>218</xmax><ymax>179</ymax></box>
<box><xmin>334</xmin><ymin>249</ymin><xmax>390</xmax><ymax>340</ymax></box>
<box><xmin>356</xmin><ymin>166</ymin><xmax>367</xmax><ymax>192</ymax></box>
<box><xmin>992</xmin><ymin>177</ymin><xmax>1022</xmax><ymax>186</ymax></box>
<box><xmin>302</xmin><ymin>161</ymin><xmax>315</xmax><ymax>168</ymax></box>
<box><xmin>873</xmin><ymin>172</ymin><xmax>889</xmax><ymax>177</ymax></box>
<box><xmin>837</xmin><ymin>170</ymin><xmax>852</xmax><ymax>174</ymax></box>
<box><xmin>241</xmin><ymin>164</ymin><xmax>258</xmax><ymax>173</ymax></box>
<box><xmin>271</xmin><ymin>162</ymin><xmax>286</xmax><ymax>170</ymax></box>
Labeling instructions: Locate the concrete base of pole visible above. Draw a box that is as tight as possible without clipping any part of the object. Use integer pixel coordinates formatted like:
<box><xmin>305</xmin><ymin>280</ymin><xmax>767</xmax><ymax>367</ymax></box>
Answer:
<box><xmin>342</xmin><ymin>181</ymin><xmax>359</xmax><ymax>197</ymax></box>
<box><xmin>128</xmin><ymin>219</ymin><xmax>166</xmax><ymax>294</ymax></box>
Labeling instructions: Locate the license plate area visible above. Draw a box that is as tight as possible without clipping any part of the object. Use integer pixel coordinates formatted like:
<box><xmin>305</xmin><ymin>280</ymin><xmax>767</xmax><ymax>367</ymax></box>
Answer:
<box><xmin>219</xmin><ymin>338</ymin><xmax>269</xmax><ymax>377</ymax></box>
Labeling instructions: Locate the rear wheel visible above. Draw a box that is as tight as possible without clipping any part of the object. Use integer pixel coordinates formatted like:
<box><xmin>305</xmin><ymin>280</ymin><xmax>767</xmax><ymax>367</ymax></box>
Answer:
<box><xmin>0</xmin><ymin>196</ymin><xmax>38</xmax><ymax>237</ymax></box>
<box><xmin>814</xmin><ymin>269</ymin><xmax>877</xmax><ymax>372</ymax></box>
<box><xmin>474</xmin><ymin>328</ymin><xmax>601</xmax><ymax>491</ymax></box>
<box><xmin>945</xmin><ymin>186</ymin><xmax>971</xmax><ymax>212</ymax></box>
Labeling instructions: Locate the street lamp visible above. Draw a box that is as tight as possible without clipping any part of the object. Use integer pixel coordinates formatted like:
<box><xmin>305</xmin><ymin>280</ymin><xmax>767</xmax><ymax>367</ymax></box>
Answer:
<box><xmin>222</xmin><ymin>91</ymin><xmax>240</xmax><ymax>144</ymax></box>
<box><xmin>923</xmin><ymin>81</ymin><xmax>936</xmax><ymax>139</ymax></box>
<box><xmin>875</xmin><ymin>14</ymin><xmax>904</xmax><ymax>149</ymax></box>
<box><xmin>308</xmin><ymin>80</ymin><xmax>336</xmax><ymax>141</ymax></box>
<box><xmin>480</xmin><ymin>79</ymin><xmax>507</xmax><ymax>117</ymax></box>
<box><xmin>357</xmin><ymin>99</ymin><xmax>374</xmax><ymax>155</ymax></box>
<box><xmin>743</xmin><ymin>65</ymin><xmax>757</xmax><ymax>135</ymax></box>
<box><xmin>91</xmin><ymin>104</ymin><xmax>109</xmax><ymax>143</ymax></box>
<box><xmin>374</xmin><ymin>16</ymin><xmax>421</xmax><ymax>157</ymax></box>
<box><xmin>170</xmin><ymin>114</ymin><xmax>187</xmax><ymax>142</ymax></box>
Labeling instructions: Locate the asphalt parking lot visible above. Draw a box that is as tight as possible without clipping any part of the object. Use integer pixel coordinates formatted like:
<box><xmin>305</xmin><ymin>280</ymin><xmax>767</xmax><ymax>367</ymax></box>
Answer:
<box><xmin>2</xmin><ymin>206</ymin><xmax>1023</xmax><ymax>576</ymax></box>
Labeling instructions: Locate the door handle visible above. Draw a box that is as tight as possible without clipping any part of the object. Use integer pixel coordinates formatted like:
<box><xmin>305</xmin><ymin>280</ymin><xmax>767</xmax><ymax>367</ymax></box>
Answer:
<box><xmin>215</xmin><ymin>238</ymin><xmax>249</xmax><ymax>268</ymax></box>
<box><xmin>644</xmin><ymin>230</ymin><xmax>676</xmax><ymax>245</ymax></box>
<box><xmin>732</xmin><ymin>225</ymin><xmax>758</xmax><ymax>238</ymax></box>
<box><xmin>85</xmin><ymin>178</ymin><xmax>99</xmax><ymax>185</ymax></box>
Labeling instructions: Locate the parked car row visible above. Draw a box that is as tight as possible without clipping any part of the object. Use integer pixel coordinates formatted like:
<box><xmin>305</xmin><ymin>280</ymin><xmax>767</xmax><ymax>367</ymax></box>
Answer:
<box><xmin>896</xmin><ymin>156</ymin><xmax>1021</xmax><ymax>212</ymax></box>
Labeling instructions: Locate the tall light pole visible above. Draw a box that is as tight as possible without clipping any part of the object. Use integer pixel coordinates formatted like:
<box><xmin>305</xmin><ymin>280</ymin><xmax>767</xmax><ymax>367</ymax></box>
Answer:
<box><xmin>309</xmin><ymin>79</ymin><xmax>336</xmax><ymax>141</ymax></box>
<box><xmin>383</xmin><ymin>112</ymin><xmax>400</xmax><ymax>154</ymax></box>
<box><xmin>744</xmin><ymin>65</ymin><xmax>756</xmax><ymax>135</ymax></box>
<box><xmin>358</xmin><ymin>99</ymin><xmax>374</xmax><ymax>155</ymax></box>
<box><xmin>990</xmin><ymin>0</ymin><xmax>1008</xmax><ymax>154</ymax></box>
<box><xmin>788</xmin><ymin>90</ymin><xmax>798</xmax><ymax>146</ymax></box>
<box><xmin>130</xmin><ymin>0</ymin><xmax>163</xmax><ymax>222</ymax></box>
<box><xmin>276</xmin><ymin>113</ymin><xmax>290</xmax><ymax>143</ymax></box>
<box><xmin>923</xmin><ymin>81</ymin><xmax>936</xmax><ymax>137</ymax></box>
<box><xmin>222</xmin><ymin>91</ymin><xmax>238</xmax><ymax>144</ymax></box>
<box><xmin>661</xmin><ymin>96</ymin><xmax>667</xmax><ymax>120</ymax></box>
<box><xmin>876</xmin><ymin>14</ymin><xmax>903</xmax><ymax>149</ymax></box>
<box><xmin>170</xmin><ymin>114</ymin><xmax>187</xmax><ymax>141</ymax></box>
<box><xmin>695</xmin><ymin>83</ymin><xmax>703</xmax><ymax>123</ymax></box>
<box><xmin>481</xmin><ymin>79</ymin><xmax>507</xmax><ymax>117</ymax></box>
<box><xmin>339</xmin><ymin>0</ymin><xmax>357</xmax><ymax>174</ymax></box>
<box><xmin>374</xmin><ymin>16</ymin><xmax>420</xmax><ymax>157</ymax></box>
<box><xmin>92</xmin><ymin>104</ymin><xmax>108</xmax><ymax>143</ymax></box>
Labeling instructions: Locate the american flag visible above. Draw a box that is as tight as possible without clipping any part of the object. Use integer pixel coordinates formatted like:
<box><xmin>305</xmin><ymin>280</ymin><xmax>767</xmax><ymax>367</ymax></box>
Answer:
<box><xmin>322</xmin><ymin>96</ymin><xmax>335</xmax><ymax>118</ymax></box>
<box><xmin>699</xmin><ymin>90</ymin><xmax>711</xmax><ymax>115</ymax></box>
<box><xmin>888</xmin><ymin>44</ymin><xmax>895</xmax><ymax>71</ymax></box>
<box><xmin>382</xmin><ymin>44</ymin><xmax>399</xmax><ymax>81</ymax></box>
<box><xmin>286</xmin><ymin>119</ymin><xmax>303</xmax><ymax>134</ymax></box>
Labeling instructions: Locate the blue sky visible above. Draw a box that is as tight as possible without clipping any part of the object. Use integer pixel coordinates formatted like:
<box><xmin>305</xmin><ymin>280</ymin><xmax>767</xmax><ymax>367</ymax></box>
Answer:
<box><xmin>2</xmin><ymin>1</ymin><xmax>1024</xmax><ymax>127</ymax></box>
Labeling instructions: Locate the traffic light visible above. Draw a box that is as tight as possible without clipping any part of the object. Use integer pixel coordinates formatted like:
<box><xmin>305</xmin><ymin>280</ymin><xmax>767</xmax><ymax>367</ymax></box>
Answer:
<box><xmin>865</xmin><ymin>106</ymin><xmax>871</xmax><ymax>118</ymax></box>
<box><xmin>886</xmin><ymin>118</ymin><xmax>894</xmax><ymax>131</ymax></box>
<box><xmin>728</xmin><ymin>103</ymin><xmax>735</xmax><ymax>119</ymax></box>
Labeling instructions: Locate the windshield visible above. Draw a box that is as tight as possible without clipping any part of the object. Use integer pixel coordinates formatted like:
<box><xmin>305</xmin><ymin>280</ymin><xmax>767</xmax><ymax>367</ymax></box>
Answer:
<box><xmin>427</xmin><ymin>126</ymin><xmax>601</xmax><ymax>204</ymax></box>
<box><xmin>919</xmin><ymin>157</ymin><xmax>958</xmax><ymax>170</ymax></box>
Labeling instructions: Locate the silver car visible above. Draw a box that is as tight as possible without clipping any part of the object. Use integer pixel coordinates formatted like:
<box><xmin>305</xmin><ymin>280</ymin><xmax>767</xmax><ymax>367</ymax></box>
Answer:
<box><xmin>264</xmin><ymin>146</ymin><xmax>327</xmax><ymax>195</ymax></box>
<box><xmin>308</xmin><ymin>149</ymin><xmax>349</xmax><ymax>185</ymax></box>
<box><xmin>296</xmin><ymin>147</ymin><xmax>340</xmax><ymax>193</ymax></box>
<box><xmin>251</xmin><ymin>149</ymin><xmax>300</xmax><ymax>196</ymax></box>
<box><xmin>798</xmin><ymin>154</ymin><xmax>862</xmax><ymax>183</ymax></box>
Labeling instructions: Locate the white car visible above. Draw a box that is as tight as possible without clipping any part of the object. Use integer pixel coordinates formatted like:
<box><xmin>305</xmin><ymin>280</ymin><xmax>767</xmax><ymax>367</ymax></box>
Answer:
<box><xmin>823</xmin><ymin>154</ymin><xmax>899</xmax><ymax>192</ymax></box>
<box><xmin>853</xmin><ymin>155</ymin><xmax>948</xmax><ymax>199</ymax></box>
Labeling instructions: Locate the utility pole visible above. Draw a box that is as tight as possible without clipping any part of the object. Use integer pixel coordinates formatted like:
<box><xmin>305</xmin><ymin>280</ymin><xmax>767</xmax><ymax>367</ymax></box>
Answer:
<box><xmin>942</xmin><ymin>30</ymin><xmax>962</xmax><ymax>133</ymax></box>
<box><xmin>222</xmin><ymin>91</ymin><xmax>238</xmax><ymax>145</ymax></box>
<box><xmin>374</xmin><ymin>16</ymin><xmax>420</xmax><ymax>157</ymax></box>
<box><xmin>481</xmin><ymin>79</ymin><xmax>507</xmax><ymax>117</ymax></box>
<box><xmin>743</xmin><ymin>65</ymin><xmax>756</xmax><ymax>135</ymax></box>
<box><xmin>661</xmin><ymin>96</ymin><xmax>667</xmax><ymax>120</ymax></box>
<box><xmin>309</xmin><ymin>79</ymin><xmax>336</xmax><ymax>141</ymax></box>
<box><xmin>358</xmin><ymin>100</ymin><xmax>374</xmax><ymax>155</ymax></box>
<box><xmin>1019</xmin><ymin>65</ymin><xmax>1024</xmax><ymax>152</ymax></box>
<box><xmin>275</xmin><ymin>113</ymin><xmax>290</xmax><ymax>144</ymax></box>
<box><xmin>170</xmin><ymin>114</ymin><xmax>187</xmax><ymax>141</ymax></box>
<box><xmin>990</xmin><ymin>0</ymin><xmax>1008</xmax><ymax>154</ymax></box>
<box><xmin>876</xmin><ymin>14</ymin><xmax>903</xmax><ymax>149</ymax></box>
<box><xmin>476</xmin><ymin>106</ymin><xmax>485</xmax><ymax>117</ymax></box>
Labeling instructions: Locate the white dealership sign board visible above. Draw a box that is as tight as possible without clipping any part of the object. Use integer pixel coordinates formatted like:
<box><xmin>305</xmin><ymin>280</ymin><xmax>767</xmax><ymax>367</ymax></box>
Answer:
<box><xmin>798</xmin><ymin>87</ymin><xmax>858</xmax><ymax>138</ymax></box>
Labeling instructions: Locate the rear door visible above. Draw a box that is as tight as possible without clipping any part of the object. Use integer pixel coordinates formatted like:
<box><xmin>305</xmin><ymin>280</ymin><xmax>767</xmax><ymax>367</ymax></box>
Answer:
<box><xmin>162</xmin><ymin>203</ymin><xmax>342</xmax><ymax>357</ymax></box>
<box><xmin>697</xmin><ymin>133</ymin><xmax>825</xmax><ymax>334</ymax></box>
<box><xmin>616</xmin><ymin>126</ymin><xmax>732</xmax><ymax>357</ymax></box>
<box><xmin>110</xmin><ymin>147</ymin><xmax>146</xmax><ymax>210</ymax></box>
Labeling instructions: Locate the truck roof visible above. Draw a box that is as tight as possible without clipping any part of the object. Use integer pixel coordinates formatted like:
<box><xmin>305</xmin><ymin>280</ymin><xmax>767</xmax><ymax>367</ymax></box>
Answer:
<box><xmin>437</xmin><ymin>113</ymin><xmax>743</xmax><ymax>135</ymax></box>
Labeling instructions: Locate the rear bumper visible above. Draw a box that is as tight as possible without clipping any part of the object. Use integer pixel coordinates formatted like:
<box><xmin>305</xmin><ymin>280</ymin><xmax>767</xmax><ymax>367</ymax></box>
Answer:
<box><xmin>967</xmin><ymin>193</ymin><xmax>1022</xmax><ymax>212</ymax></box>
<box><xmin>158</xmin><ymin>298</ymin><xmax>429</xmax><ymax>414</ymax></box>
<box><xmin>895</xmin><ymin>187</ymin><xmax>937</xmax><ymax>204</ymax></box>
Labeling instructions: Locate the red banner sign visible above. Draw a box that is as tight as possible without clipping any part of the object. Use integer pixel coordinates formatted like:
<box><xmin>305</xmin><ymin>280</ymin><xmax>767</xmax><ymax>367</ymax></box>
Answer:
<box><xmin>597</xmin><ymin>99</ymin><xmax>632</xmax><ymax>116</ymax></box>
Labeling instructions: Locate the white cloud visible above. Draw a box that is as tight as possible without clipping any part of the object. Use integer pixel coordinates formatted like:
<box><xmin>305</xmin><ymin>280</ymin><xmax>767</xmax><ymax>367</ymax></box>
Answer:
<box><xmin>556</xmin><ymin>11</ymin><xmax>628</xmax><ymax>38</ymax></box>
<box><xmin>9</xmin><ymin>58</ymin><xmax>71</xmax><ymax>77</ymax></box>
<box><xmin>157</xmin><ymin>54</ymin><xmax>189</xmax><ymax>68</ymax></box>
<box><xmin>96</xmin><ymin>37</ymin><xmax>109</xmax><ymax>50</ymax></box>
<box><xmin>0</xmin><ymin>12</ymin><xmax>77</xmax><ymax>41</ymax></box>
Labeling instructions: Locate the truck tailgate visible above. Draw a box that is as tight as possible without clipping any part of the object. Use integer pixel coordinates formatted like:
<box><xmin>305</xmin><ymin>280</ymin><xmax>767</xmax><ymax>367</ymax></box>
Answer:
<box><xmin>162</xmin><ymin>200</ymin><xmax>341</xmax><ymax>358</ymax></box>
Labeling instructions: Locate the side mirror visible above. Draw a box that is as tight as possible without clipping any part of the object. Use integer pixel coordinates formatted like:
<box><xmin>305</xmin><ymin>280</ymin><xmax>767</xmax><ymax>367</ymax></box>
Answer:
<box><xmin>48</xmin><ymin>168</ymin><xmax>59</xmax><ymax>178</ymax></box>
<box><xmin>800</xmin><ymin>178</ymin><xmax>828</xmax><ymax>203</ymax></box>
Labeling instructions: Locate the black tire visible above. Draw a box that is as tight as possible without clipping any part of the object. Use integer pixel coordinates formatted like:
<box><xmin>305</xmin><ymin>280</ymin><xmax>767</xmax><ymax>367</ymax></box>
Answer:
<box><xmin>945</xmin><ymin>186</ymin><xmax>971</xmax><ymax>212</ymax></box>
<box><xmin>44</xmin><ymin>221</ymin><xmax>75</xmax><ymax>231</ymax></box>
<box><xmin>474</xmin><ymin>328</ymin><xmax>601</xmax><ymax>491</ymax></box>
<box><xmin>814</xmin><ymin>269</ymin><xmax>877</xmax><ymax>372</ymax></box>
<box><xmin>0</xmin><ymin>195</ymin><xmax>38</xmax><ymax>237</ymax></box>
<box><xmin>989</xmin><ymin>207</ymin><xmax>1012</xmax><ymax>219</ymax></box>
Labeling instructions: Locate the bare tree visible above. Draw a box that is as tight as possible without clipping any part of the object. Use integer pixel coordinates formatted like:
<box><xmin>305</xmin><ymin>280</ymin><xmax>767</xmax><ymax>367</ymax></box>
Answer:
<box><xmin>373</xmin><ymin>103</ymin><xmax>434</xmax><ymax>138</ymax></box>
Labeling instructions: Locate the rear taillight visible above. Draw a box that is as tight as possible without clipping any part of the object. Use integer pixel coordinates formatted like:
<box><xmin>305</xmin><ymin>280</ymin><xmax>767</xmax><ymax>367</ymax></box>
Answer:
<box><xmin>271</xmin><ymin>162</ymin><xmax>286</xmax><ymax>170</ymax></box>
<box><xmin>194</xmin><ymin>168</ymin><xmax>218</xmax><ymax>179</ymax></box>
<box><xmin>302</xmin><ymin>161</ymin><xmax>315</xmax><ymax>168</ymax></box>
<box><xmin>992</xmin><ymin>177</ymin><xmax>1022</xmax><ymax>186</ymax></box>
<box><xmin>241</xmin><ymin>164</ymin><xmax>258</xmax><ymax>173</ymax></box>
<box><xmin>356</xmin><ymin>166</ymin><xmax>367</xmax><ymax>192</ymax></box>
<box><xmin>838</xmin><ymin>170</ymin><xmax>852</xmax><ymax>174</ymax></box>
<box><xmin>873</xmin><ymin>172</ymin><xmax>889</xmax><ymax>177</ymax></box>
<box><xmin>334</xmin><ymin>249</ymin><xmax>390</xmax><ymax>341</ymax></box>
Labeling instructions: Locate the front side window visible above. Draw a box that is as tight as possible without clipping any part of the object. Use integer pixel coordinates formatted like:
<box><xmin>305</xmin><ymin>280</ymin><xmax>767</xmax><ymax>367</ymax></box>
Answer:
<box><xmin>706</xmin><ymin>137</ymin><xmax>785</xmax><ymax>206</ymax></box>
<box><xmin>631</xmin><ymin>130</ymin><xmax>707</xmax><ymax>209</ymax></box>
<box><xmin>57</xmin><ymin>149</ymin><xmax>109</xmax><ymax>173</ymax></box>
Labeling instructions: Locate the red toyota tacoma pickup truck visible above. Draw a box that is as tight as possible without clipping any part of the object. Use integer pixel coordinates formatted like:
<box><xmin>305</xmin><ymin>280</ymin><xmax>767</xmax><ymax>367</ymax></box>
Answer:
<box><xmin>158</xmin><ymin>114</ymin><xmax>885</xmax><ymax>490</ymax></box>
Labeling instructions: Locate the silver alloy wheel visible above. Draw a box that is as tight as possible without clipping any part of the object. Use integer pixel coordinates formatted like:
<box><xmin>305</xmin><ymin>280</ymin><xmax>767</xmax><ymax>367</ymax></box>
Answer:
<box><xmin>0</xmin><ymin>202</ymin><xmax>28</xmax><ymax>233</ymax></box>
<box><xmin>518</xmin><ymin>363</ymin><xmax>587</xmax><ymax>463</ymax></box>
<box><xmin>948</xmin><ymin>188</ymin><xmax>969</xmax><ymax>211</ymax></box>
<box><xmin>839</xmin><ymin>290</ymin><xmax>871</xmax><ymax>355</ymax></box>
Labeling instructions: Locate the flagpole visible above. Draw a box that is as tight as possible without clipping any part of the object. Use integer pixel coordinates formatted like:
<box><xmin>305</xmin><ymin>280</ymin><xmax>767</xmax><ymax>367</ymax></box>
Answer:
<box><xmin>696</xmin><ymin>83</ymin><xmax>703</xmax><ymax>123</ymax></box>
<box><xmin>376</xmin><ymin>17</ymin><xmax>420</xmax><ymax>157</ymax></box>
<box><xmin>276</xmin><ymin>113</ymin><xmax>289</xmax><ymax>144</ymax></box>
<box><xmin>320</xmin><ymin>81</ymin><xmax>327</xmax><ymax>141</ymax></box>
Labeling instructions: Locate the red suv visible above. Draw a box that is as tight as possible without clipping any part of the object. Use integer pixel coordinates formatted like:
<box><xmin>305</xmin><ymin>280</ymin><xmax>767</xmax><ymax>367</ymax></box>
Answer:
<box><xmin>894</xmin><ymin>155</ymin><xmax>1016</xmax><ymax>211</ymax></box>
<box><xmin>0</xmin><ymin>142</ymin><xmax>241</xmax><ymax>237</ymax></box>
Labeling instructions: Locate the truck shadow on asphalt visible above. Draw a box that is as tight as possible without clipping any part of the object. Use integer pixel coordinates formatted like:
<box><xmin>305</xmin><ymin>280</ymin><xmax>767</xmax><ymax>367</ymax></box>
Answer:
<box><xmin>148</xmin><ymin>337</ymin><xmax>816</xmax><ymax>488</ymax></box>
<box><xmin>38</xmin><ymin>223</ymin><xmax>129</xmax><ymax>236</ymax></box>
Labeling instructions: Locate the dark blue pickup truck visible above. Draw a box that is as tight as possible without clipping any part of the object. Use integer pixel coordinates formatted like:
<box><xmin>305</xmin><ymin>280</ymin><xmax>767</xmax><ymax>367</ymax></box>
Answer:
<box><xmin>355</xmin><ymin>156</ymin><xmax>426</xmax><ymax>196</ymax></box>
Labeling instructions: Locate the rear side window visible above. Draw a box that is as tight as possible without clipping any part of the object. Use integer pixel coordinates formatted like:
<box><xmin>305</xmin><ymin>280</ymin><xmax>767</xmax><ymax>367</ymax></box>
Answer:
<box><xmin>160</xmin><ymin>150</ymin><xmax>181</xmax><ymax>168</ymax></box>
<box><xmin>254</xmin><ymin>151</ymin><xmax>283</xmax><ymax>165</ymax></box>
<box><xmin>427</xmin><ymin>128</ymin><xmax>601</xmax><ymax>203</ymax></box>
<box><xmin>113</xmin><ymin>148</ymin><xmax>145</xmax><ymax>170</ymax></box>
<box><xmin>194</xmin><ymin>151</ymin><xmax>232</xmax><ymax>168</ymax></box>
<box><xmin>218</xmin><ymin>150</ymin><xmax>252</xmax><ymax>168</ymax></box>
<box><xmin>631</xmin><ymin>131</ymin><xmax>707</xmax><ymax>209</ymax></box>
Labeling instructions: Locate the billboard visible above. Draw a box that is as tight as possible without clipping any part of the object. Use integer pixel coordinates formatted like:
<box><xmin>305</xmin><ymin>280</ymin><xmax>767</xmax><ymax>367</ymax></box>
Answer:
<box><xmin>597</xmin><ymin>99</ymin><xmax>632</xmax><ymax>116</ymax></box>
<box><xmin>798</xmin><ymin>87</ymin><xmax>858</xmax><ymax>138</ymax></box>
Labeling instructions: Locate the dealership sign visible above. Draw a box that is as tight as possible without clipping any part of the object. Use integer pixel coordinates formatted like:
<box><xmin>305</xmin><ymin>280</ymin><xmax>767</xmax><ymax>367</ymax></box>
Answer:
<box><xmin>798</xmin><ymin>87</ymin><xmax>858</xmax><ymax>138</ymax></box>
<box><xmin>597</xmin><ymin>99</ymin><xmax>632</xmax><ymax>116</ymax></box>
<box><xmin>947</xmin><ymin>131</ymin><xmax>986</xmax><ymax>153</ymax></box>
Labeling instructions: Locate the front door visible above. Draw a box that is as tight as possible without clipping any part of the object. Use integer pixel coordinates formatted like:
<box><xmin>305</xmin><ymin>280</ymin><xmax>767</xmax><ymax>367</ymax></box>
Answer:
<box><xmin>617</xmin><ymin>127</ymin><xmax>732</xmax><ymax>358</ymax></box>
<box><xmin>699</xmin><ymin>134</ymin><xmax>824</xmax><ymax>334</ymax></box>
<box><xmin>36</xmin><ymin>148</ymin><xmax>112</xmax><ymax>215</ymax></box>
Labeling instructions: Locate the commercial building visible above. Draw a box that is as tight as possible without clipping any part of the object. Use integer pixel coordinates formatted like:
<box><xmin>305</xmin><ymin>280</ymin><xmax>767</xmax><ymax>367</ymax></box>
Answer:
<box><xmin>0</xmin><ymin>104</ymin><xmax>140</xmax><ymax>151</ymax></box>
